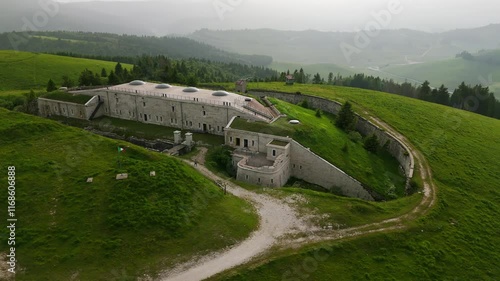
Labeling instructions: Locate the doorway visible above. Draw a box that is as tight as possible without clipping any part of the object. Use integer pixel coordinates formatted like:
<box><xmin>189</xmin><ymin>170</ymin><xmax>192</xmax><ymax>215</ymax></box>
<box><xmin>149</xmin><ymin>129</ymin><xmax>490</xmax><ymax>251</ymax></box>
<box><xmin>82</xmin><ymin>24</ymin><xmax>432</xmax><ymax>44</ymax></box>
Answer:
<box><xmin>203</xmin><ymin>123</ymin><xmax>207</xmax><ymax>132</ymax></box>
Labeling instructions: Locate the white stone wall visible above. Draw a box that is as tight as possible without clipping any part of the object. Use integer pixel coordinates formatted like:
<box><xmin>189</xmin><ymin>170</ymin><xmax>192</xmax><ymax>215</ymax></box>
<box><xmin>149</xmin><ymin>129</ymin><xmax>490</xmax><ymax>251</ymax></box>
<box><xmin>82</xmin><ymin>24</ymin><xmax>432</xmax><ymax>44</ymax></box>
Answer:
<box><xmin>236</xmin><ymin>154</ymin><xmax>291</xmax><ymax>188</ymax></box>
<box><xmin>289</xmin><ymin>140</ymin><xmax>374</xmax><ymax>201</ymax></box>
<box><xmin>225</xmin><ymin>127</ymin><xmax>374</xmax><ymax>200</ymax></box>
<box><xmin>38</xmin><ymin>98</ymin><xmax>88</xmax><ymax>120</ymax></box>
<box><xmin>77</xmin><ymin>89</ymin><xmax>263</xmax><ymax>136</ymax></box>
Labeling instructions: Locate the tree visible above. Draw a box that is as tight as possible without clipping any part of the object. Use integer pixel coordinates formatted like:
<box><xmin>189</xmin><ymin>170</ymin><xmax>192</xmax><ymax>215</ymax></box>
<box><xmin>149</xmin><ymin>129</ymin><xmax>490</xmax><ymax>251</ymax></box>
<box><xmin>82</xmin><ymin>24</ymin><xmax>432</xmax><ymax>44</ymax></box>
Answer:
<box><xmin>435</xmin><ymin>85</ymin><xmax>450</xmax><ymax>105</ymax></box>
<box><xmin>335</xmin><ymin>101</ymin><xmax>357</xmax><ymax>131</ymax></box>
<box><xmin>107</xmin><ymin>70</ymin><xmax>120</xmax><ymax>85</ymax></box>
<box><xmin>328</xmin><ymin>72</ymin><xmax>334</xmax><ymax>84</ymax></box>
<box><xmin>78</xmin><ymin>69</ymin><xmax>100</xmax><ymax>86</ymax></box>
<box><xmin>186</xmin><ymin>74</ymin><xmax>199</xmax><ymax>87</ymax></box>
<box><xmin>312</xmin><ymin>73</ymin><xmax>322</xmax><ymax>84</ymax></box>
<box><xmin>364</xmin><ymin>134</ymin><xmax>379</xmax><ymax>153</ymax></box>
<box><xmin>61</xmin><ymin>75</ymin><xmax>74</xmax><ymax>88</ymax></box>
<box><xmin>114</xmin><ymin>62</ymin><xmax>123</xmax><ymax>78</ymax></box>
<box><xmin>101</xmin><ymin>68</ymin><xmax>108</xmax><ymax>77</ymax></box>
<box><xmin>20</xmin><ymin>90</ymin><xmax>38</xmax><ymax>115</ymax></box>
<box><xmin>46</xmin><ymin>79</ymin><xmax>57</xmax><ymax>92</ymax></box>
<box><xmin>418</xmin><ymin>80</ymin><xmax>432</xmax><ymax>101</ymax></box>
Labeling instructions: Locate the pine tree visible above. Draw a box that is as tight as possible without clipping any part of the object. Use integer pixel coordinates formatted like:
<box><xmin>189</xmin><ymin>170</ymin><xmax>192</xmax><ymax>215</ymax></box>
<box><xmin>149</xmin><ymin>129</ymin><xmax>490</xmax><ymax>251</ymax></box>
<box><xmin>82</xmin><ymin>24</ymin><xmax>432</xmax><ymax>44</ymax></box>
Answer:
<box><xmin>46</xmin><ymin>79</ymin><xmax>57</xmax><ymax>92</ymax></box>
<box><xmin>335</xmin><ymin>101</ymin><xmax>357</xmax><ymax>132</ymax></box>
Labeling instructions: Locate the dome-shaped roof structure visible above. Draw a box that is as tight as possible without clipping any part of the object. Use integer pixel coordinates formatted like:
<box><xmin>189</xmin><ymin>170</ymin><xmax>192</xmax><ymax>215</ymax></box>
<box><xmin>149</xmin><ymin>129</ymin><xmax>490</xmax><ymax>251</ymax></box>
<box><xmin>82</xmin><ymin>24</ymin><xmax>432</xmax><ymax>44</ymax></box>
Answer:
<box><xmin>129</xmin><ymin>80</ymin><xmax>146</xmax><ymax>86</ymax></box>
<box><xmin>156</xmin><ymin>83</ymin><xmax>172</xmax><ymax>89</ymax></box>
<box><xmin>212</xmin><ymin>91</ymin><xmax>229</xmax><ymax>96</ymax></box>
<box><xmin>183</xmin><ymin>87</ymin><xmax>199</xmax><ymax>93</ymax></box>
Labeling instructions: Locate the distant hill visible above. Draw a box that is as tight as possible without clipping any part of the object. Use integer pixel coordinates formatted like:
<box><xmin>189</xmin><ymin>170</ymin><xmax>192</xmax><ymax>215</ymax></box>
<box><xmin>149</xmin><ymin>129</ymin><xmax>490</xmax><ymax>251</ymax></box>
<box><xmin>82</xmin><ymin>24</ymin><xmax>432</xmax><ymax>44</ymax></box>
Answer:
<box><xmin>0</xmin><ymin>50</ymin><xmax>132</xmax><ymax>91</ymax></box>
<box><xmin>0</xmin><ymin>31</ymin><xmax>273</xmax><ymax>66</ymax></box>
<box><xmin>367</xmin><ymin>49</ymin><xmax>500</xmax><ymax>97</ymax></box>
<box><xmin>189</xmin><ymin>25</ymin><xmax>500</xmax><ymax>67</ymax></box>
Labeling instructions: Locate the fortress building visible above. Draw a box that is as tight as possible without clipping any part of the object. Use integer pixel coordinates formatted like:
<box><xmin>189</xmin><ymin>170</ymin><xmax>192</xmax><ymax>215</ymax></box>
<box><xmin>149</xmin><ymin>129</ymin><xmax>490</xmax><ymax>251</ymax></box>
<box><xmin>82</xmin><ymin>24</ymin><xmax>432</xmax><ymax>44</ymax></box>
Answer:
<box><xmin>38</xmin><ymin>80</ymin><xmax>276</xmax><ymax>135</ymax></box>
<box><xmin>37</xmin><ymin>81</ymin><xmax>415</xmax><ymax>201</ymax></box>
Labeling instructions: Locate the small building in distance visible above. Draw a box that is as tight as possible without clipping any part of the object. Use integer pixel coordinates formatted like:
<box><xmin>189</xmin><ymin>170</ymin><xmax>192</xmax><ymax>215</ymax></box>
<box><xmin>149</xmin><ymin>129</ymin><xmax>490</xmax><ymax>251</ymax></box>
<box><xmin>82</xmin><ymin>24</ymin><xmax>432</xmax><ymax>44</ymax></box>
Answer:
<box><xmin>235</xmin><ymin>79</ymin><xmax>247</xmax><ymax>93</ymax></box>
<box><xmin>285</xmin><ymin>75</ymin><xmax>295</xmax><ymax>85</ymax></box>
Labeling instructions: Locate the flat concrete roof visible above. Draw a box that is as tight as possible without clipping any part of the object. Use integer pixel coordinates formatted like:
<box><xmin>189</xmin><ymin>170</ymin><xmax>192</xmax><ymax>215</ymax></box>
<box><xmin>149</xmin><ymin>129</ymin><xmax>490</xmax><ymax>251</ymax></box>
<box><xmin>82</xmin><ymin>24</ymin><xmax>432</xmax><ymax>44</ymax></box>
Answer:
<box><xmin>108</xmin><ymin>82</ymin><xmax>247</xmax><ymax>106</ymax></box>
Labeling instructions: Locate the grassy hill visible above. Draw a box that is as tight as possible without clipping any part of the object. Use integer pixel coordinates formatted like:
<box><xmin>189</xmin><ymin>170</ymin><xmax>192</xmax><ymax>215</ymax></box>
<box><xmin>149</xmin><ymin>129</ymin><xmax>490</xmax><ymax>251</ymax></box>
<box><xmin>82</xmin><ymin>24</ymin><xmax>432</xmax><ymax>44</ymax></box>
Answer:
<box><xmin>0</xmin><ymin>31</ymin><xmax>273</xmax><ymax>66</ymax></box>
<box><xmin>0</xmin><ymin>50</ymin><xmax>132</xmax><ymax>91</ymax></box>
<box><xmin>369</xmin><ymin>50</ymin><xmax>500</xmax><ymax>98</ymax></box>
<box><xmin>209</xmin><ymin>82</ymin><xmax>500</xmax><ymax>280</ymax></box>
<box><xmin>0</xmin><ymin>109</ymin><xmax>258</xmax><ymax>280</ymax></box>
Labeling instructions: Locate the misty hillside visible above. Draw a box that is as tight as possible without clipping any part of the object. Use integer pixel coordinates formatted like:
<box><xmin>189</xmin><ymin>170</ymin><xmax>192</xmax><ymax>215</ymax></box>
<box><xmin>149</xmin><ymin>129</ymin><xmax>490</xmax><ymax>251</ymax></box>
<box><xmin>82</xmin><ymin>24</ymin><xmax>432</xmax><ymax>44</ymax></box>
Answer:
<box><xmin>0</xmin><ymin>31</ymin><xmax>272</xmax><ymax>66</ymax></box>
<box><xmin>189</xmin><ymin>25</ymin><xmax>500</xmax><ymax>67</ymax></box>
<box><xmin>0</xmin><ymin>0</ymin><xmax>231</xmax><ymax>35</ymax></box>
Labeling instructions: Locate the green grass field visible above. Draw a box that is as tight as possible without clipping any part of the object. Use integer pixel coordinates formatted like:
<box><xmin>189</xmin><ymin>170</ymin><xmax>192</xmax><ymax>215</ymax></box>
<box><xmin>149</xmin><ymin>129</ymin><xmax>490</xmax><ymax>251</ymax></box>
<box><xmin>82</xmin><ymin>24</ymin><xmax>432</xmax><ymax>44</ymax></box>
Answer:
<box><xmin>0</xmin><ymin>50</ymin><xmax>132</xmax><ymax>91</ymax></box>
<box><xmin>0</xmin><ymin>109</ymin><xmax>258</xmax><ymax>281</ymax></box>
<box><xmin>232</xmin><ymin>98</ymin><xmax>406</xmax><ymax>199</ymax></box>
<box><xmin>207</xmin><ymin>82</ymin><xmax>500</xmax><ymax>280</ymax></box>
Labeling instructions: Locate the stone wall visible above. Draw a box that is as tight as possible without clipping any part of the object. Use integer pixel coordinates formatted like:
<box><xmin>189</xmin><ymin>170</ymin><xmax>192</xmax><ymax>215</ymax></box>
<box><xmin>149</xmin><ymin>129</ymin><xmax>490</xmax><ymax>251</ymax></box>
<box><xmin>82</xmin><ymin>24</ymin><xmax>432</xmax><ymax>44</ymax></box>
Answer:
<box><xmin>290</xmin><ymin>140</ymin><xmax>374</xmax><ymax>201</ymax></box>
<box><xmin>76</xmin><ymin>89</ymin><xmax>265</xmax><ymax>136</ymax></box>
<box><xmin>38</xmin><ymin>98</ymin><xmax>89</xmax><ymax>120</ymax></box>
<box><xmin>250</xmin><ymin>90</ymin><xmax>414</xmax><ymax>180</ymax></box>
<box><xmin>236</xmin><ymin>153</ymin><xmax>291</xmax><ymax>188</ymax></box>
<box><xmin>225</xmin><ymin>126</ymin><xmax>375</xmax><ymax>200</ymax></box>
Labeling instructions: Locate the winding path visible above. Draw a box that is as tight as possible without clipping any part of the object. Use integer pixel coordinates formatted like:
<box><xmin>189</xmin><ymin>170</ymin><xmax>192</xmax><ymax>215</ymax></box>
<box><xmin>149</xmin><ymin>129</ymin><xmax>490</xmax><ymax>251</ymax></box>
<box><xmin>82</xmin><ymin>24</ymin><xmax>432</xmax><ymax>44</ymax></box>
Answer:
<box><xmin>158</xmin><ymin>113</ymin><xmax>437</xmax><ymax>281</ymax></box>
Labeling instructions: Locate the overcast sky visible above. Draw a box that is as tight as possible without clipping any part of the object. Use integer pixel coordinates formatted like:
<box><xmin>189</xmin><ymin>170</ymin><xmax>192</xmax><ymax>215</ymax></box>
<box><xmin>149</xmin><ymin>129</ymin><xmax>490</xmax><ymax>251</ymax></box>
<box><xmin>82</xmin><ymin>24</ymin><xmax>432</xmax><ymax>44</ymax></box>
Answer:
<box><xmin>8</xmin><ymin>0</ymin><xmax>497</xmax><ymax>33</ymax></box>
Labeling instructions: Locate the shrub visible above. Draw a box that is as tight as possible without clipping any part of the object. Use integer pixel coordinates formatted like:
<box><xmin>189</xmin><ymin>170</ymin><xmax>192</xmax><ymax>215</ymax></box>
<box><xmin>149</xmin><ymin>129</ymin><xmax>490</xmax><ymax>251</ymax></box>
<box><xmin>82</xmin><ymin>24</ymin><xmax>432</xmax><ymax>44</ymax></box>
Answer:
<box><xmin>364</xmin><ymin>134</ymin><xmax>379</xmax><ymax>153</ymax></box>
<box><xmin>335</xmin><ymin>101</ymin><xmax>357</xmax><ymax>131</ymax></box>
<box><xmin>348</xmin><ymin>131</ymin><xmax>362</xmax><ymax>143</ymax></box>
<box><xmin>299</xmin><ymin>99</ymin><xmax>309</xmax><ymax>109</ymax></box>
<box><xmin>315</xmin><ymin>108</ymin><xmax>322</xmax><ymax>118</ymax></box>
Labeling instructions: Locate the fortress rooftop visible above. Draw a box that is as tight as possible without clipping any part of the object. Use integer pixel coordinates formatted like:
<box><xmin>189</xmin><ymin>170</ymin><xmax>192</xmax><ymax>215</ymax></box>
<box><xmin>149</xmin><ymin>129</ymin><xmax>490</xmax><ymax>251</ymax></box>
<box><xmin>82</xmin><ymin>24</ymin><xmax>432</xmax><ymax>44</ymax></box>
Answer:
<box><xmin>109</xmin><ymin>81</ymin><xmax>248</xmax><ymax>106</ymax></box>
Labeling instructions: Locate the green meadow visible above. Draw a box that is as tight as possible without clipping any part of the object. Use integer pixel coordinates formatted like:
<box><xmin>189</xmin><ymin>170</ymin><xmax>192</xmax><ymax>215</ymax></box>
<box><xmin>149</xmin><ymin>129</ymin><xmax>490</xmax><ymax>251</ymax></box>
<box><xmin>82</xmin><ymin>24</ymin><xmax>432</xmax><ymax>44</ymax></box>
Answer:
<box><xmin>0</xmin><ymin>50</ymin><xmax>131</xmax><ymax>91</ymax></box>
<box><xmin>0</xmin><ymin>109</ymin><xmax>258</xmax><ymax>281</ymax></box>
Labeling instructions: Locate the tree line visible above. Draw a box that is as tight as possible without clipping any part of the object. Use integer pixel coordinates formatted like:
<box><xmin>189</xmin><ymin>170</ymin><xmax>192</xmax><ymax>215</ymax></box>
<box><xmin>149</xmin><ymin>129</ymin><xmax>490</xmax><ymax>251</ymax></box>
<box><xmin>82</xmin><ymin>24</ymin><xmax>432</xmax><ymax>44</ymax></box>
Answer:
<box><xmin>283</xmin><ymin>71</ymin><xmax>500</xmax><ymax>119</ymax></box>
<box><xmin>0</xmin><ymin>31</ymin><xmax>273</xmax><ymax>66</ymax></box>
<box><xmin>45</xmin><ymin>54</ymin><xmax>280</xmax><ymax>91</ymax></box>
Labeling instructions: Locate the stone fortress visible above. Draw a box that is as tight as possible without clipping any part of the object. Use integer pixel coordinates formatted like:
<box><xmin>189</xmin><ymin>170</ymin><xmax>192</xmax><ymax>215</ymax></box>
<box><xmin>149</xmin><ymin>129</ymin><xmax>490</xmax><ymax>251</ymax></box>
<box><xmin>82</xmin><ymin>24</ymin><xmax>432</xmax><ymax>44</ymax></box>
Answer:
<box><xmin>38</xmin><ymin>81</ymin><xmax>414</xmax><ymax>201</ymax></box>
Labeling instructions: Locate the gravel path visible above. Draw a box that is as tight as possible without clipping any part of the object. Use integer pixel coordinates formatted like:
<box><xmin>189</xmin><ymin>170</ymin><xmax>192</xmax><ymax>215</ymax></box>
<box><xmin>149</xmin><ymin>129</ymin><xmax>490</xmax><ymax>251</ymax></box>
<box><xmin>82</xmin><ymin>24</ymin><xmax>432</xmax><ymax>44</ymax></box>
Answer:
<box><xmin>158</xmin><ymin>150</ymin><xmax>315</xmax><ymax>281</ymax></box>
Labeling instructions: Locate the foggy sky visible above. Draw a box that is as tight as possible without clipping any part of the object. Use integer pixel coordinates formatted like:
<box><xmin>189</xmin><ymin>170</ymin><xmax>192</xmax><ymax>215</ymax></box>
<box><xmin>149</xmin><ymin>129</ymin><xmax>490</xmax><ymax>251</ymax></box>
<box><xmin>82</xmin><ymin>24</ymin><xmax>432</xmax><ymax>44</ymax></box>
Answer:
<box><xmin>50</xmin><ymin>0</ymin><xmax>500</xmax><ymax>32</ymax></box>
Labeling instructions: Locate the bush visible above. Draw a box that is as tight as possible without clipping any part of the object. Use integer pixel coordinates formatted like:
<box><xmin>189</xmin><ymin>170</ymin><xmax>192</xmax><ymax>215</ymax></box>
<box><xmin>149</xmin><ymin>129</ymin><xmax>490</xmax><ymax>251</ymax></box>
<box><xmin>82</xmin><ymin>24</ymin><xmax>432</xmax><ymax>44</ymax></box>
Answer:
<box><xmin>315</xmin><ymin>108</ymin><xmax>322</xmax><ymax>118</ymax></box>
<box><xmin>299</xmin><ymin>99</ymin><xmax>309</xmax><ymax>109</ymax></box>
<box><xmin>348</xmin><ymin>131</ymin><xmax>362</xmax><ymax>143</ymax></box>
<box><xmin>364</xmin><ymin>134</ymin><xmax>379</xmax><ymax>153</ymax></box>
<box><xmin>342</xmin><ymin>142</ymin><xmax>349</xmax><ymax>153</ymax></box>
<box><xmin>207</xmin><ymin>146</ymin><xmax>236</xmax><ymax>177</ymax></box>
<box><xmin>335</xmin><ymin>101</ymin><xmax>357</xmax><ymax>131</ymax></box>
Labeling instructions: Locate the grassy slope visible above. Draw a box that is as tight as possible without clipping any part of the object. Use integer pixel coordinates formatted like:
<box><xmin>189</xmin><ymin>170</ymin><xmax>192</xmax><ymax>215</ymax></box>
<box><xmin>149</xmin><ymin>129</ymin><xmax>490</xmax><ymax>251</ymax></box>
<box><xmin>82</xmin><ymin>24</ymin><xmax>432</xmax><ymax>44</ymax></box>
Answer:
<box><xmin>376</xmin><ymin>57</ymin><xmax>500</xmax><ymax>98</ymax></box>
<box><xmin>0</xmin><ymin>50</ymin><xmax>132</xmax><ymax>91</ymax></box>
<box><xmin>211</xmin><ymin>82</ymin><xmax>500</xmax><ymax>280</ymax></box>
<box><xmin>0</xmin><ymin>109</ymin><xmax>258</xmax><ymax>281</ymax></box>
<box><xmin>233</xmin><ymin>98</ymin><xmax>406</xmax><ymax>198</ymax></box>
